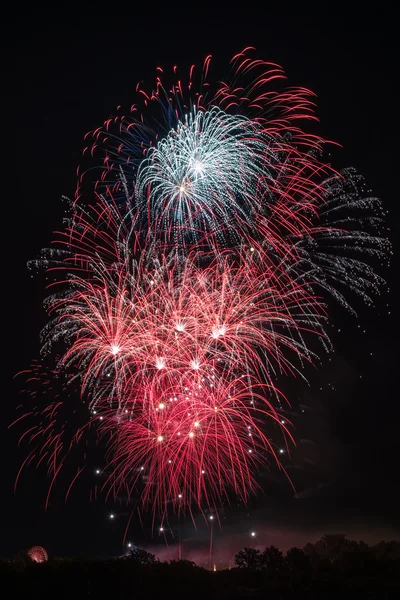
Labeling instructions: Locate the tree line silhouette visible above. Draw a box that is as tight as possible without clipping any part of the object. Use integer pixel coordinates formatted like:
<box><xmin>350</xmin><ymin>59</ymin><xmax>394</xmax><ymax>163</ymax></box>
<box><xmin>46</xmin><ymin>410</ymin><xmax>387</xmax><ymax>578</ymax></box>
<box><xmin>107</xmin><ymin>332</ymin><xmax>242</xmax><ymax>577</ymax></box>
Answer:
<box><xmin>3</xmin><ymin>534</ymin><xmax>400</xmax><ymax>598</ymax></box>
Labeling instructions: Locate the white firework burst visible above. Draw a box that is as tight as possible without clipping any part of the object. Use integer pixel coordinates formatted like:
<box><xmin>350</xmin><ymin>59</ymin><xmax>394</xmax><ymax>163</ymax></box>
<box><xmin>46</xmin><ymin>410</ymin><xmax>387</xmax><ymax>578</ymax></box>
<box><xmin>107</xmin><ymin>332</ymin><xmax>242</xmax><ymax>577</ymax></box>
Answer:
<box><xmin>135</xmin><ymin>107</ymin><xmax>271</xmax><ymax>245</ymax></box>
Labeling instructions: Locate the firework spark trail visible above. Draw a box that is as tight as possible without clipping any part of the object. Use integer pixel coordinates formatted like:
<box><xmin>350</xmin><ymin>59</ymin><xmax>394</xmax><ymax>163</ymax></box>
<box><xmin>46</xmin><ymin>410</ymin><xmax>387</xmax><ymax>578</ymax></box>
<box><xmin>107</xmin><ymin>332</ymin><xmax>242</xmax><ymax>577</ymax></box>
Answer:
<box><xmin>11</xmin><ymin>362</ymin><xmax>96</xmax><ymax>500</ymax></box>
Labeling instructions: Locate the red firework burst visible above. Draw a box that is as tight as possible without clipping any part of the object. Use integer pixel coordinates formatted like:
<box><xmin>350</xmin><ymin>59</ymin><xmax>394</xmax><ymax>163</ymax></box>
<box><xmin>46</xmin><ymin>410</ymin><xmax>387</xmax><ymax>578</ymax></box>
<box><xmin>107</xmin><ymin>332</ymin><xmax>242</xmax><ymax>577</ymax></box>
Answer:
<box><xmin>24</xmin><ymin>248</ymin><xmax>323</xmax><ymax>515</ymax></box>
<box><xmin>47</xmin><ymin>250</ymin><xmax>323</xmax><ymax>411</ymax></box>
<box><xmin>100</xmin><ymin>376</ymin><xmax>292</xmax><ymax>519</ymax></box>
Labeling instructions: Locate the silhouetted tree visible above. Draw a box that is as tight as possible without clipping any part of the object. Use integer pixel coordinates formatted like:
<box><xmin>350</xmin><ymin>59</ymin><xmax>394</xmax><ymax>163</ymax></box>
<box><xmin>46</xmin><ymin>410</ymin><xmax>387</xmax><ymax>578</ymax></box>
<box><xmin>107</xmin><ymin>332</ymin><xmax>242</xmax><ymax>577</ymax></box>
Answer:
<box><xmin>336</xmin><ymin>540</ymin><xmax>376</xmax><ymax>576</ymax></box>
<box><xmin>315</xmin><ymin>533</ymin><xmax>348</xmax><ymax>561</ymax></box>
<box><xmin>373</xmin><ymin>540</ymin><xmax>400</xmax><ymax>561</ymax></box>
<box><xmin>128</xmin><ymin>547</ymin><xmax>158</xmax><ymax>566</ymax></box>
<box><xmin>285</xmin><ymin>547</ymin><xmax>311</xmax><ymax>573</ymax></box>
<box><xmin>284</xmin><ymin>547</ymin><xmax>312</xmax><ymax>589</ymax></box>
<box><xmin>261</xmin><ymin>545</ymin><xmax>283</xmax><ymax>574</ymax></box>
<box><xmin>234</xmin><ymin>547</ymin><xmax>262</xmax><ymax>570</ymax></box>
<box><xmin>168</xmin><ymin>559</ymin><xmax>197</xmax><ymax>568</ymax></box>
<box><xmin>303</xmin><ymin>541</ymin><xmax>320</xmax><ymax>565</ymax></box>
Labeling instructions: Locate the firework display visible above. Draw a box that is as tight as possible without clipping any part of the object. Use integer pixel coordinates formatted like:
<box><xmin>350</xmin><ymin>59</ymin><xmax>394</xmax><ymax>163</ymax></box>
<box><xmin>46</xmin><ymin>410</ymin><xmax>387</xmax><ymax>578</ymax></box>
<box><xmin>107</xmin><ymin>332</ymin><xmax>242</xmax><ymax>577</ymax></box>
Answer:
<box><xmin>15</xmin><ymin>48</ymin><xmax>387</xmax><ymax>519</ymax></box>
<box><xmin>27</xmin><ymin>546</ymin><xmax>48</xmax><ymax>563</ymax></box>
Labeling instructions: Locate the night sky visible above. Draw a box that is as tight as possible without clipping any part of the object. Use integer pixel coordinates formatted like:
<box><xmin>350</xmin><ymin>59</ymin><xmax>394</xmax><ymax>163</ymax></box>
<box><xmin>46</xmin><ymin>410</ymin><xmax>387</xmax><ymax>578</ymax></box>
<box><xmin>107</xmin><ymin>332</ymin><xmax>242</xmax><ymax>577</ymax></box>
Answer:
<box><xmin>3</xmin><ymin>6</ymin><xmax>399</xmax><ymax>565</ymax></box>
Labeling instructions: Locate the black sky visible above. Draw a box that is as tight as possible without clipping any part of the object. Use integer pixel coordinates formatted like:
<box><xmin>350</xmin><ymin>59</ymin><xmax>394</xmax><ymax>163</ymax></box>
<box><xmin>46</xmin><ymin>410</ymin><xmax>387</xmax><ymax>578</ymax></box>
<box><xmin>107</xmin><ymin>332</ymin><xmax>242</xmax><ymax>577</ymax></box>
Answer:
<box><xmin>3</xmin><ymin>5</ymin><xmax>399</xmax><ymax>562</ymax></box>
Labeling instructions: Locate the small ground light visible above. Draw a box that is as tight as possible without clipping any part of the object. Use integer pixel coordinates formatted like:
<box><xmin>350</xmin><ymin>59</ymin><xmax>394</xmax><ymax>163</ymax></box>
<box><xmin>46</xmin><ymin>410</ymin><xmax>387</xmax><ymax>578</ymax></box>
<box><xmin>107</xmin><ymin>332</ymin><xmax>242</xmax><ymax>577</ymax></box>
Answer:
<box><xmin>127</xmin><ymin>542</ymin><xmax>132</xmax><ymax>548</ymax></box>
<box><xmin>251</xmin><ymin>531</ymin><xmax>256</xmax><ymax>537</ymax></box>
<box><xmin>209</xmin><ymin>515</ymin><xmax>214</xmax><ymax>520</ymax></box>
<box><xmin>109</xmin><ymin>514</ymin><xmax>115</xmax><ymax>520</ymax></box>
<box><xmin>279</xmin><ymin>448</ymin><xmax>284</xmax><ymax>454</ymax></box>
<box><xmin>27</xmin><ymin>546</ymin><xmax>48</xmax><ymax>563</ymax></box>
<box><xmin>95</xmin><ymin>469</ymin><xmax>100</xmax><ymax>474</ymax></box>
